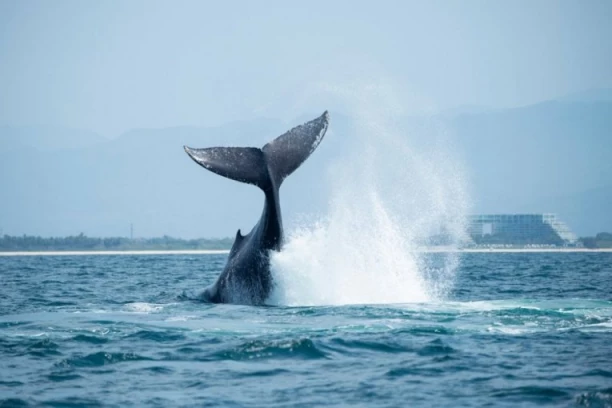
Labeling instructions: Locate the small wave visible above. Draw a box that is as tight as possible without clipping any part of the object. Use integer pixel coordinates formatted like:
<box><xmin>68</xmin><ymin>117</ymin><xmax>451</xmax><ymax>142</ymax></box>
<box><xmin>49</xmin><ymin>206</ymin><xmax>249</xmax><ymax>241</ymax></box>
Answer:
<box><xmin>176</xmin><ymin>346</ymin><xmax>203</xmax><ymax>355</ymax></box>
<box><xmin>235</xmin><ymin>368</ymin><xmax>291</xmax><ymax>378</ymax></box>
<box><xmin>44</xmin><ymin>300</ymin><xmax>77</xmax><ymax>307</ymax></box>
<box><xmin>386</xmin><ymin>365</ymin><xmax>445</xmax><ymax>378</ymax></box>
<box><xmin>177</xmin><ymin>290</ymin><xmax>201</xmax><ymax>301</ymax></box>
<box><xmin>493</xmin><ymin>307</ymin><xmax>572</xmax><ymax>319</ymax></box>
<box><xmin>129</xmin><ymin>365</ymin><xmax>174</xmax><ymax>375</ymax></box>
<box><xmin>416</xmin><ymin>338</ymin><xmax>456</xmax><ymax>356</ymax></box>
<box><xmin>0</xmin><ymin>321</ymin><xmax>30</xmax><ymax>329</ymax></box>
<box><xmin>72</xmin><ymin>334</ymin><xmax>108</xmax><ymax>345</ymax></box>
<box><xmin>38</xmin><ymin>398</ymin><xmax>103</xmax><ymax>407</ymax></box>
<box><xmin>575</xmin><ymin>388</ymin><xmax>612</xmax><ymax>407</ymax></box>
<box><xmin>328</xmin><ymin>337</ymin><xmax>409</xmax><ymax>355</ymax></box>
<box><xmin>165</xmin><ymin>315</ymin><xmax>197</xmax><ymax>322</ymax></box>
<box><xmin>0</xmin><ymin>398</ymin><xmax>30</xmax><ymax>408</ymax></box>
<box><xmin>213</xmin><ymin>338</ymin><xmax>327</xmax><ymax>361</ymax></box>
<box><xmin>122</xmin><ymin>302</ymin><xmax>164</xmax><ymax>313</ymax></box>
<box><xmin>490</xmin><ymin>385</ymin><xmax>569</xmax><ymax>401</ymax></box>
<box><xmin>576</xmin><ymin>321</ymin><xmax>612</xmax><ymax>332</ymax></box>
<box><xmin>55</xmin><ymin>351</ymin><xmax>151</xmax><ymax>368</ymax></box>
<box><xmin>585</xmin><ymin>369</ymin><xmax>612</xmax><ymax>378</ymax></box>
<box><xmin>47</xmin><ymin>372</ymin><xmax>83</xmax><ymax>382</ymax></box>
<box><xmin>86</xmin><ymin>320</ymin><xmax>114</xmax><ymax>325</ymax></box>
<box><xmin>393</xmin><ymin>326</ymin><xmax>457</xmax><ymax>336</ymax></box>
<box><xmin>27</xmin><ymin>339</ymin><xmax>61</xmax><ymax>357</ymax></box>
<box><xmin>486</xmin><ymin>325</ymin><xmax>533</xmax><ymax>335</ymax></box>
<box><xmin>125</xmin><ymin>330</ymin><xmax>186</xmax><ymax>342</ymax></box>
<box><xmin>0</xmin><ymin>380</ymin><xmax>23</xmax><ymax>387</ymax></box>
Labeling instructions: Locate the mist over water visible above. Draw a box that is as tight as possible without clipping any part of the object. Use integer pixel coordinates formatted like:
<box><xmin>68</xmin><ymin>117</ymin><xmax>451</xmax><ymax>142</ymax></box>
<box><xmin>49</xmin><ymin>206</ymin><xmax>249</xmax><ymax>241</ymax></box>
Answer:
<box><xmin>269</xmin><ymin>84</ymin><xmax>470</xmax><ymax>306</ymax></box>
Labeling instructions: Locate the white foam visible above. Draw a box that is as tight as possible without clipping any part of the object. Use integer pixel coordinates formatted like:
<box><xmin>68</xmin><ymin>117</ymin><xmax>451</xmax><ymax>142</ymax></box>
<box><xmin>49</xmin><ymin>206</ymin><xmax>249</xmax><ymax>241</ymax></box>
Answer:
<box><xmin>487</xmin><ymin>326</ymin><xmax>530</xmax><ymax>335</ymax></box>
<box><xmin>269</xmin><ymin>83</ymin><xmax>469</xmax><ymax>306</ymax></box>
<box><xmin>122</xmin><ymin>302</ymin><xmax>164</xmax><ymax>313</ymax></box>
<box><xmin>165</xmin><ymin>315</ymin><xmax>197</xmax><ymax>322</ymax></box>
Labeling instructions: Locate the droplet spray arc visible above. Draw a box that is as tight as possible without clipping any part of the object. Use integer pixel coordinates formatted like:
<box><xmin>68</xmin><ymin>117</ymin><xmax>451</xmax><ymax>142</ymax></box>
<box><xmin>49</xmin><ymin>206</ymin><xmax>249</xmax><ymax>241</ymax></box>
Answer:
<box><xmin>269</xmin><ymin>90</ymin><xmax>470</xmax><ymax>306</ymax></box>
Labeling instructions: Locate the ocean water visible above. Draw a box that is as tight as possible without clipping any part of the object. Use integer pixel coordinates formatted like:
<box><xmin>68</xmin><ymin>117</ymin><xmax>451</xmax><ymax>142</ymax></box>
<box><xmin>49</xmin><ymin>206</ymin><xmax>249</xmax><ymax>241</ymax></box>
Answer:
<box><xmin>1</xmin><ymin>252</ymin><xmax>611</xmax><ymax>407</ymax></box>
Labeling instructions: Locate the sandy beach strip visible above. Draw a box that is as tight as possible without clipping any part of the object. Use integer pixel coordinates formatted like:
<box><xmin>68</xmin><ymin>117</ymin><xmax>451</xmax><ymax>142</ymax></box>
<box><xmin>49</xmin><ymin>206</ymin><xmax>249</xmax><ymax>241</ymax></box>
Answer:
<box><xmin>0</xmin><ymin>248</ymin><xmax>611</xmax><ymax>256</ymax></box>
<box><xmin>421</xmin><ymin>247</ymin><xmax>612</xmax><ymax>253</ymax></box>
<box><xmin>0</xmin><ymin>249</ymin><xmax>231</xmax><ymax>257</ymax></box>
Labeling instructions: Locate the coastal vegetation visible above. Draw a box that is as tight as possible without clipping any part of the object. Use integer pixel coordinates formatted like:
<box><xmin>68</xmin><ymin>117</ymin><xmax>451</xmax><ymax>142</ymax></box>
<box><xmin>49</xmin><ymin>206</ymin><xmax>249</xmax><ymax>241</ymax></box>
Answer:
<box><xmin>579</xmin><ymin>232</ymin><xmax>612</xmax><ymax>249</ymax></box>
<box><xmin>2</xmin><ymin>233</ymin><xmax>610</xmax><ymax>252</ymax></box>
<box><xmin>0</xmin><ymin>234</ymin><xmax>232</xmax><ymax>252</ymax></box>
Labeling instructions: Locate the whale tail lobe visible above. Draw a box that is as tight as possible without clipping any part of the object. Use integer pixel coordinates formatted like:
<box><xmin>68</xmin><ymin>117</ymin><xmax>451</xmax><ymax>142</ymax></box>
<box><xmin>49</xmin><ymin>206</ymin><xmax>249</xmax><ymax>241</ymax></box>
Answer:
<box><xmin>184</xmin><ymin>111</ymin><xmax>329</xmax><ymax>190</ymax></box>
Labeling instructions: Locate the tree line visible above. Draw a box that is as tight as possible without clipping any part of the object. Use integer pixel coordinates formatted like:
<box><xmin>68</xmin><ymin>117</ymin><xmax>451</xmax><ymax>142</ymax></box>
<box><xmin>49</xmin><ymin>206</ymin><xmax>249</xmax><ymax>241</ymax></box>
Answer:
<box><xmin>0</xmin><ymin>234</ymin><xmax>233</xmax><ymax>251</ymax></box>
<box><xmin>2</xmin><ymin>232</ymin><xmax>610</xmax><ymax>251</ymax></box>
<box><xmin>580</xmin><ymin>232</ymin><xmax>612</xmax><ymax>249</ymax></box>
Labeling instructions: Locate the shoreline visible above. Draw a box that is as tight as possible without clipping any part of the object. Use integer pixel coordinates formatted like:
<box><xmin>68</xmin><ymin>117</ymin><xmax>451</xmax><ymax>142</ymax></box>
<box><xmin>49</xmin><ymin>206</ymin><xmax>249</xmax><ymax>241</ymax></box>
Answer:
<box><xmin>424</xmin><ymin>247</ymin><xmax>612</xmax><ymax>253</ymax></box>
<box><xmin>0</xmin><ymin>248</ymin><xmax>611</xmax><ymax>256</ymax></box>
<box><xmin>0</xmin><ymin>250</ymin><xmax>231</xmax><ymax>257</ymax></box>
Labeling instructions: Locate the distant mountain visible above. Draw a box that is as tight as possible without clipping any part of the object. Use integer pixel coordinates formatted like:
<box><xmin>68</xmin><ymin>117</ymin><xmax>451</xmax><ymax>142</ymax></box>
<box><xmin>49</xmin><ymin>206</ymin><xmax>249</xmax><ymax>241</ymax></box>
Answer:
<box><xmin>556</xmin><ymin>88</ymin><xmax>612</xmax><ymax>103</ymax></box>
<box><xmin>438</xmin><ymin>105</ymin><xmax>492</xmax><ymax>118</ymax></box>
<box><xmin>0</xmin><ymin>125</ymin><xmax>106</xmax><ymax>152</ymax></box>
<box><xmin>450</xmin><ymin>100</ymin><xmax>612</xmax><ymax>235</ymax></box>
<box><xmin>1</xmin><ymin>95</ymin><xmax>610</xmax><ymax>237</ymax></box>
<box><xmin>0</xmin><ymin>115</ymin><xmax>351</xmax><ymax>238</ymax></box>
<box><xmin>542</xmin><ymin>185</ymin><xmax>612</xmax><ymax>236</ymax></box>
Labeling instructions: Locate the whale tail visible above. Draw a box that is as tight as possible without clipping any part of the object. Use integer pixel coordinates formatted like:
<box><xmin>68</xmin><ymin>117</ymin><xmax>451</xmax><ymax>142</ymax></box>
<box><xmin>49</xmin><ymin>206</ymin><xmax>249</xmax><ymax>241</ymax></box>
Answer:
<box><xmin>184</xmin><ymin>111</ymin><xmax>329</xmax><ymax>190</ymax></box>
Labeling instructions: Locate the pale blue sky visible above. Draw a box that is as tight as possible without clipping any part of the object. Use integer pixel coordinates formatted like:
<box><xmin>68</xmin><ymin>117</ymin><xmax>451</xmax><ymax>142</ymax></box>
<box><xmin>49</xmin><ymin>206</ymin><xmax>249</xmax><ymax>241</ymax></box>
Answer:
<box><xmin>1</xmin><ymin>0</ymin><xmax>611</xmax><ymax>136</ymax></box>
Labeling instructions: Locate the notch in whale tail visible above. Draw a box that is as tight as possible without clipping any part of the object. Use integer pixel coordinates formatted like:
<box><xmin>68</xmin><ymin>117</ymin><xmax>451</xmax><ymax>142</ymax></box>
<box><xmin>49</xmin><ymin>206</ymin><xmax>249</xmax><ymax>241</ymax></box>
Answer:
<box><xmin>184</xmin><ymin>111</ymin><xmax>329</xmax><ymax>190</ymax></box>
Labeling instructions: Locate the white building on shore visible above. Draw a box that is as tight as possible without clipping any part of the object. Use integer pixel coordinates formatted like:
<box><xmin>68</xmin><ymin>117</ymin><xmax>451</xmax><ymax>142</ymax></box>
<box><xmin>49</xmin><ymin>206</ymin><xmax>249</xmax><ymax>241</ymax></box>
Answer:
<box><xmin>468</xmin><ymin>214</ymin><xmax>578</xmax><ymax>246</ymax></box>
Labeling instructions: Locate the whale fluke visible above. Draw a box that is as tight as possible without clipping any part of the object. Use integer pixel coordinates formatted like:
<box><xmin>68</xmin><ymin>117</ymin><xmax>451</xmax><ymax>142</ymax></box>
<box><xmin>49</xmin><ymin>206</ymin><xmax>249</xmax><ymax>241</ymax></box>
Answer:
<box><xmin>183</xmin><ymin>146</ymin><xmax>268</xmax><ymax>188</ymax></box>
<box><xmin>184</xmin><ymin>111</ymin><xmax>328</xmax><ymax>191</ymax></box>
<box><xmin>183</xmin><ymin>111</ymin><xmax>330</xmax><ymax>305</ymax></box>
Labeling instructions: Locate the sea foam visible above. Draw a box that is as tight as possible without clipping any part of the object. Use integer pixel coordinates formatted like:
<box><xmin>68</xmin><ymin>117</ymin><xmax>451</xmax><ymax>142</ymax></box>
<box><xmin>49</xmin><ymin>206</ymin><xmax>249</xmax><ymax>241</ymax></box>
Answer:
<box><xmin>269</xmin><ymin>83</ymin><xmax>469</xmax><ymax>306</ymax></box>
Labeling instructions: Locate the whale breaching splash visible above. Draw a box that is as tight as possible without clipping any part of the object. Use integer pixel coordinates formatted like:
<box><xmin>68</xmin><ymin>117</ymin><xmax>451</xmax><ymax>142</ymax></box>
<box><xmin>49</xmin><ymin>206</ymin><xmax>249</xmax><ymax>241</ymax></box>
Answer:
<box><xmin>184</xmin><ymin>111</ymin><xmax>329</xmax><ymax>305</ymax></box>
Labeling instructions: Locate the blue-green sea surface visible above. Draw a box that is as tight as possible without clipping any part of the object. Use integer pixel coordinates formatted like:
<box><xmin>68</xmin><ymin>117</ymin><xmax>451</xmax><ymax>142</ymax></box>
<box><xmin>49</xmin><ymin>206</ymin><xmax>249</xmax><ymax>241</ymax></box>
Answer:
<box><xmin>1</xmin><ymin>252</ymin><xmax>611</xmax><ymax>407</ymax></box>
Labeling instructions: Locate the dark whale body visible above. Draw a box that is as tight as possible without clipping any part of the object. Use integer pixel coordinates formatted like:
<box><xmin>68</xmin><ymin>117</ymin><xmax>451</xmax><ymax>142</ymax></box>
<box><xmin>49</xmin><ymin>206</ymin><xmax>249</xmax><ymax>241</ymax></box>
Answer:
<box><xmin>184</xmin><ymin>112</ymin><xmax>329</xmax><ymax>305</ymax></box>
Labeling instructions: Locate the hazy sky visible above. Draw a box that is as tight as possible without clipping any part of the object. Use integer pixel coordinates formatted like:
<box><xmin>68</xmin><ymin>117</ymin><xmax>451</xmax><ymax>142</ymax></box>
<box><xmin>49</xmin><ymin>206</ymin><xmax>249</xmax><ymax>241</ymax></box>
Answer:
<box><xmin>1</xmin><ymin>0</ymin><xmax>611</xmax><ymax>136</ymax></box>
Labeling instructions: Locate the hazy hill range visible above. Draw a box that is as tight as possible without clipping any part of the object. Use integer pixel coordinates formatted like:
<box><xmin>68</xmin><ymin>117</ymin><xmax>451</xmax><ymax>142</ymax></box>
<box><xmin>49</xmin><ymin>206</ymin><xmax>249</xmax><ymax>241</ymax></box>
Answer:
<box><xmin>0</xmin><ymin>115</ymin><xmax>348</xmax><ymax>238</ymax></box>
<box><xmin>452</xmin><ymin>99</ymin><xmax>612</xmax><ymax>235</ymax></box>
<box><xmin>1</xmin><ymin>93</ymin><xmax>610</xmax><ymax>238</ymax></box>
<box><xmin>0</xmin><ymin>125</ymin><xmax>106</xmax><ymax>152</ymax></box>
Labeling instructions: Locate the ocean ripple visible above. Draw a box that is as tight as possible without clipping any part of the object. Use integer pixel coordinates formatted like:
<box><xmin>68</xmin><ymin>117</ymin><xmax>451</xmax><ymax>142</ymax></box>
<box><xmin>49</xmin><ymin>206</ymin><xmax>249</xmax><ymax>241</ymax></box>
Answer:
<box><xmin>0</xmin><ymin>252</ymin><xmax>611</xmax><ymax>407</ymax></box>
